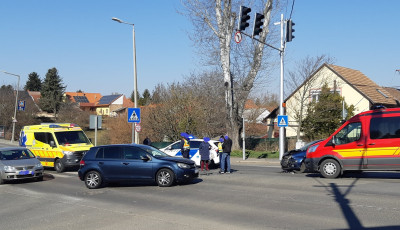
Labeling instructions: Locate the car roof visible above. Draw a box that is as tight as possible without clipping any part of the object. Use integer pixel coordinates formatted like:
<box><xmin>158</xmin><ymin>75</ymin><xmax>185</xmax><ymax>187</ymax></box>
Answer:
<box><xmin>0</xmin><ymin>147</ymin><xmax>29</xmax><ymax>151</ymax></box>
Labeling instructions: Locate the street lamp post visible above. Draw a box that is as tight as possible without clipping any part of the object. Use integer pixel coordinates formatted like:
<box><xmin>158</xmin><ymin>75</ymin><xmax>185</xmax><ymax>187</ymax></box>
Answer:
<box><xmin>112</xmin><ymin>17</ymin><xmax>139</xmax><ymax>144</ymax></box>
<box><xmin>1</xmin><ymin>70</ymin><xmax>20</xmax><ymax>143</ymax></box>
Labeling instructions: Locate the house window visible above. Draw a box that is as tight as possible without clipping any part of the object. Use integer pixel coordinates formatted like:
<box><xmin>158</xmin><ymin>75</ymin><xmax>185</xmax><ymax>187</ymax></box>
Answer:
<box><xmin>310</xmin><ymin>89</ymin><xmax>341</xmax><ymax>102</ymax></box>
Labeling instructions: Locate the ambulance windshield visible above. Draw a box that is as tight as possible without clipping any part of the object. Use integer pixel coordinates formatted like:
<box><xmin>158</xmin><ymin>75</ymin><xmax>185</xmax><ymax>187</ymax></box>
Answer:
<box><xmin>54</xmin><ymin>131</ymin><xmax>91</xmax><ymax>146</ymax></box>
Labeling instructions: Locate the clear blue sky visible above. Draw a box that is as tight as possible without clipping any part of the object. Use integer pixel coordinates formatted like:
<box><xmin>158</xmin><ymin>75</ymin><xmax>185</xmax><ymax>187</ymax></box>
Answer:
<box><xmin>1</xmin><ymin>0</ymin><xmax>399</xmax><ymax>98</ymax></box>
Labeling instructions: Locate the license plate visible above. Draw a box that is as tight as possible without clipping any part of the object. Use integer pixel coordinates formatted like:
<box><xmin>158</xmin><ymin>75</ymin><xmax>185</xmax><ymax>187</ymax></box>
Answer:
<box><xmin>195</xmin><ymin>168</ymin><xmax>199</xmax><ymax>174</ymax></box>
<box><xmin>19</xmin><ymin>170</ymin><xmax>31</xmax><ymax>175</ymax></box>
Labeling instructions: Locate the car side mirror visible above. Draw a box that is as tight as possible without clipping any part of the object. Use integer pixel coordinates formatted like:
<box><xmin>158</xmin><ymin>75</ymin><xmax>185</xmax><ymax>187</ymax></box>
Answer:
<box><xmin>50</xmin><ymin>141</ymin><xmax>56</xmax><ymax>148</ymax></box>
<box><xmin>326</xmin><ymin>138</ymin><xmax>335</xmax><ymax>147</ymax></box>
<box><xmin>140</xmin><ymin>155</ymin><xmax>150</xmax><ymax>161</ymax></box>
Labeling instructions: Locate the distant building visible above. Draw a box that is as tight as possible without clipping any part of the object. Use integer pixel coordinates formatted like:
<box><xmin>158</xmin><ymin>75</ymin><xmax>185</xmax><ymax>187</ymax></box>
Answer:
<box><xmin>265</xmin><ymin>64</ymin><xmax>400</xmax><ymax>137</ymax></box>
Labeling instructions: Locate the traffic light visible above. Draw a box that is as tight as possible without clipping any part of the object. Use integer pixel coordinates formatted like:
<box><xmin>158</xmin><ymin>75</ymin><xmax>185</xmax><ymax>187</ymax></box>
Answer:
<box><xmin>237</xmin><ymin>6</ymin><xmax>251</xmax><ymax>31</ymax></box>
<box><xmin>252</xmin><ymin>13</ymin><xmax>264</xmax><ymax>37</ymax></box>
<box><xmin>286</xmin><ymin>19</ymin><xmax>295</xmax><ymax>42</ymax></box>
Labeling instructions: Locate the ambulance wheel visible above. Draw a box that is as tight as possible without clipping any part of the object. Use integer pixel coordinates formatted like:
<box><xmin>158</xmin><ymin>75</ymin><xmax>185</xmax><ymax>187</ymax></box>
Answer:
<box><xmin>156</xmin><ymin>169</ymin><xmax>175</xmax><ymax>187</ymax></box>
<box><xmin>320</xmin><ymin>159</ymin><xmax>341</xmax><ymax>179</ymax></box>
<box><xmin>84</xmin><ymin>171</ymin><xmax>102</xmax><ymax>189</ymax></box>
<box><xmin>55</xmin><ymin>159</ymin><xmax>65</xmax><ymax>173</ymax></box>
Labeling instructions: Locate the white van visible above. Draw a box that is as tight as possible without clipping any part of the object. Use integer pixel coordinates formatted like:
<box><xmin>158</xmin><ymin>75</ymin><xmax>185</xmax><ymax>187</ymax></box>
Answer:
<box><xmin>160</xmin><ymin>139</ymin><xmax>220</xmax><ymax>167</ymax></box>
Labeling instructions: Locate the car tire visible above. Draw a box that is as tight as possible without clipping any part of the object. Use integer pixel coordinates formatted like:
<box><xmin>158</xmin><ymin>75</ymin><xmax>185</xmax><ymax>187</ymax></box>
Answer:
<box><xmin>54</xmin><ymin>159</ymin><xmax>65</xmax><ymax>173</ymax></box>
<box><xmin>297</xmin><ymin>162</ymin><xmax>306</xmax><ymax>173</ymax></box>
<box><xmin>320</xmin><ymin>159</ymin><xmax>341</xmax><ymax>179</ymax></box>
<box><xmin>84</xmin><ymin>170</ymin><xmax>102</xmax><ymax>189</ymax></box>
<box><xmin>156</xmin><ymin>168</ymin><xmax>175</xmax><ymax>187</ymax></box>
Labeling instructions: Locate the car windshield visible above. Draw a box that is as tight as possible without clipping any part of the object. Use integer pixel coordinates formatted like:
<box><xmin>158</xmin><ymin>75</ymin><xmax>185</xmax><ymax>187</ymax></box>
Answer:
<box><xmin>139</xmin><ymin>145</ymin><xmax>169</xmax><ymax>158</ymax></box>
<box><xmin>54</xmin><ymin>131</ymin><xmax>91</xmax><ymax>146</ymax></box>
<box><xmin>0</xmin><ymin>149</ymin><xmax>36</xmax><ymax>160</ymax></box>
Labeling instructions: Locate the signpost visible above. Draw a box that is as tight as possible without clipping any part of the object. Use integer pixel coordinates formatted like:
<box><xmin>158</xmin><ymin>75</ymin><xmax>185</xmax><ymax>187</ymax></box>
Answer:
<box><xmin>277</xmin><ymin>115</ymin><xmax>288</xmax><ymax>127</ymax></box>
<box><xmin>234</xmin><ymin>31</ymin><xmax>243</xmax><ymax>43</ymax></box>
<box><xmin>18</xmin><ymin>100</ymin><xmax>25</xmax><ymax>111</ymax></box>
<box><xmin>127</xmin><ymin>108</ymin><xmax>141</xmax><ymax>143</ymax></box>
<box><xmin>135</xmin><ymin>123</ymin><xmax>142</xmax><ymax>132</ymax></box>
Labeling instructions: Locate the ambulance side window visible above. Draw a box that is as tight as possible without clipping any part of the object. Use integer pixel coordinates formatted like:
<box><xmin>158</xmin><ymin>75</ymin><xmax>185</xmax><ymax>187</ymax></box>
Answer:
<box><xmin>34</xmin><ymin>132</ymin><xmax>55</xmax><ymax>145</ymax></box>
<box><xmin>334</xmin><ymin>122</ymin><xmax>362</xmax><ymax>145</ymax></box>
<box><xmin>370</xmin><ymin>117</ymin><xmax>400</xmax><ymax>139</ymax></box>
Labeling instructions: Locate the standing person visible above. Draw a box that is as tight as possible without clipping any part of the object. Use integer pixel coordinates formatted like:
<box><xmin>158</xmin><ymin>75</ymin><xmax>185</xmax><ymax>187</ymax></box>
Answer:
<box><xmin>143</xmin><ymin>136</ymin><xmax>152</xmax><ymax>146</ymax></box>
<box><xmin>220</xmin><ymin>134</ymin><xmax>233</xmax><ymax>174</ymax></box>
<box><xmin>180</xmin><ymin>132</ymin><xmax>190</xmax><ymax>159</ymax></box>
<box><xmin>218</xmin><ymin>136</ymin><xmax>224</xmax><ymax>168</ymax></box>
<box><xmin>199</xmin><ymin>137</ymin><xmax>211</xmax><ymax>172</ymax></box>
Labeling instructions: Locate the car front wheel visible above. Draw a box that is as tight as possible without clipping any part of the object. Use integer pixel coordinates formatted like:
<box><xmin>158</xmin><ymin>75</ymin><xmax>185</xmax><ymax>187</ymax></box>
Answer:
<box><xmin>54</xmin><ymin>159</ymin><xmax>65</xmax><ymax>173</ymax></box>
<box><xmin>85</xmin><ymin>171</ymin><xmax>102</xmax><ymax>189</ymax></box>
<box><xmin>156</xmin><ymin>169</ymin><xmax>175</xmax><ymax>187</ymax></box>
<box><xmin>320</xmin><ymin>159</ymin><xmax>341</xmax><ymax>178</ymax></box>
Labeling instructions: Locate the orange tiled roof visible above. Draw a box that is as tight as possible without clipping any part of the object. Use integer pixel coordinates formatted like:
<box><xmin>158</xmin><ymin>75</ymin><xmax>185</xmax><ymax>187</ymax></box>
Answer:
<box><xmin>64</xmin><ymin>92</ymin><xmax>102</xmax><ymax>104</ymax></box>
<box><xmin>328</xmin><ymin>65</ymin><xmax>397</xmax><ymax>106</ymax></box>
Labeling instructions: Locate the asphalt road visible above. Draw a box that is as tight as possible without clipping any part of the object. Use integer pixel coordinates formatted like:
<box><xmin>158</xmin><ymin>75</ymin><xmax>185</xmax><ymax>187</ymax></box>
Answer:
<box><xmin>1</xmin><ymin>140</ymin><xmax>400</xmax><ymax>229</ymax></box>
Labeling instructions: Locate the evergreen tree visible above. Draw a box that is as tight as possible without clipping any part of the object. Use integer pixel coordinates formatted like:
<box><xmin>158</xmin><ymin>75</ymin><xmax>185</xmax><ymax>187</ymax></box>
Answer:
<box><xmin>138</xmin><ymin>89</ymin><xmax>151</xmax><ymax>106</ymax></box>
<box><xmin>301</xmin><ymin>84</ymin><xmax>354</xmax><ymax>140</ymax></box>
<box><xmin>24</xmin><ymin>72</ymin><xmax>42</xmax><ymax>91</ymax></box>
<box><xmin>40</xmin><ymin>68</ymin><xmax>65</xmax><ymax>117</ymax></box>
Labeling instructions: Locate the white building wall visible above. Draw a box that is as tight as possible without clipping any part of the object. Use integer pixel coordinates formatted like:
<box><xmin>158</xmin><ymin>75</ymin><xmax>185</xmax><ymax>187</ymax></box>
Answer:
<box><xmin>285</xmin><ymin>66</ymin><xmax>370</xmax><ymax>137</ymax></box>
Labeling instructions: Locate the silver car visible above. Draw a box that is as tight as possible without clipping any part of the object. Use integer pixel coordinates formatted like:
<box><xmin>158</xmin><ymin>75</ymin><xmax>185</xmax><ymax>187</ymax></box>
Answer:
<box><xmin>0</xmin><ymin>147</ymin><xmax>44</xmax><ymax>184</ymax></box>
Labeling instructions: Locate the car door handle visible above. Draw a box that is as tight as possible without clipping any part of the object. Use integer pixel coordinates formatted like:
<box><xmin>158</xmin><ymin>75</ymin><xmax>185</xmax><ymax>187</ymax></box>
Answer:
<box><xmin>368</xmin><ymin>143</ymin><xmax>376</xmax><ymax>145</ymax></box>
<box><xmin>357</xmin><ymin>144</ymin><xmax>363</xmax><ymax>146</ymax></box>
<box><xmin>122</xmin><ymin>162</ymin><xmax>129</xmax><ymax>165</ymax></box>
<box><xmin>98</xmin><ymin>162</ymin><xmax>104</xmax><ymax>165</ymax></box>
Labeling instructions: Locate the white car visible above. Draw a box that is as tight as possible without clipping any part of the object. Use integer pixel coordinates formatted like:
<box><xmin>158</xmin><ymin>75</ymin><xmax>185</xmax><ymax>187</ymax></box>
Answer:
<box><xmin>160</xmin><ymin>139</ymin><xmax>220</xmax><ymax>166</ymax></box>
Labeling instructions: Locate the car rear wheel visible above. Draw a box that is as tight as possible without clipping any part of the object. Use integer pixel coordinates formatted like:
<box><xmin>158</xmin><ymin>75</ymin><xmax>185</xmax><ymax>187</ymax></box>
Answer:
<box><xmin>54</xmin><ymin>159</ymin><xmax>65</xmax><ymax>173</ymax></box>
<box><xmin>156</xmin><ymin>169</ymin><xmax>175</xmax><ymax>187</ymax></box>
<box><xmin>320</xmin><ymin>159</ymin><xmax>341</xmax><ymax>178</ymax></box>
<box><xmin>85</xmin><ymin>171</ymin><xmax>102</xmax><ymax>189</ymax></box>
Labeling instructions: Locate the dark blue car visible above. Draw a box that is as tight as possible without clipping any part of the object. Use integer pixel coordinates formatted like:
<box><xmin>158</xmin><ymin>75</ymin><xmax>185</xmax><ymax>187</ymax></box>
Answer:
<box><xmin>281</xmin><ymin>140</ymin><xmax>323</xmax><ymax>173</ymax></box>
<box><xmin>78</xmin><ymin>144</ymin><xmax>199</xmax><ymax>189</ymax></box>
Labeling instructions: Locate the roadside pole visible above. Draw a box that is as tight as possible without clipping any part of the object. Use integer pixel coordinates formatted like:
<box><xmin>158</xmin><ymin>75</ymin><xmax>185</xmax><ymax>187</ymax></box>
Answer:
<box><xmin>278</xmin><ymin>14</ymin><xmax>285</xmax><ymax>161</ymax></box>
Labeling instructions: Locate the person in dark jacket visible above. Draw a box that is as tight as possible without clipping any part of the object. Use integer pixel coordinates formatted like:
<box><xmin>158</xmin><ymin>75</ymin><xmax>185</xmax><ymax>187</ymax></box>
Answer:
<box><xmin>179</xmin><ymin>132</ymin><xmax>190</xmax><ymax>159</ymax></box>
<box><xmin>143</xmin><ymin>137</ymin><xmax>152</xmax><ymax>146</ymax></box>
<box><xmin>199</xmin><ymin>137</ymin><xmax>211</xmax><ymax>171</ymax></box>
<box><xmin>220</xmin><ymin>135</ymin><xmax>233</xmax><ymax>174</ymax></box>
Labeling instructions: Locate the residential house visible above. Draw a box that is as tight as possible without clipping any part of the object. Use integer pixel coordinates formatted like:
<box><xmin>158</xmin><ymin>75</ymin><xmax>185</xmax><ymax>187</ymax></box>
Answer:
<box><xmin>265</xmin><ymin>64</ymin><xmax>399</xmax><ymax>137</ymax></box>
<box><xmin>242</xmin><ymin>99</ymin><xmax>271</xmax><ymax>137</ymax></box>
<box><xmin>64</xmin><ymin>92</ymin><xmax>102</xmax><ymax>112</ymax></box>
<box><xmin>96</xmin><ymin>94</ymin><xmax>135</xmax><ymax>117</ymax></box>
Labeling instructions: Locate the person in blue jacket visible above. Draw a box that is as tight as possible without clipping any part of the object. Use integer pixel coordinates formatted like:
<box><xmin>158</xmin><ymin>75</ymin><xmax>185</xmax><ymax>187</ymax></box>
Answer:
<box><xmin>199</xmin><ymin>137</ymin><xmax>211</xmax><ymax>171</ymax></box>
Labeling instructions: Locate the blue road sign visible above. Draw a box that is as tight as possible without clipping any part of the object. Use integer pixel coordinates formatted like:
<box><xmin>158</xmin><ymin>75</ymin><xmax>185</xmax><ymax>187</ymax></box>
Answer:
<box><xmin>18</xmin><ymin>100</ymin><xmax>25</xmax><ymax>111</ymax></box>
<box><xmin>127</xmin><ymin>108</ymin><xmax>141</xmax><ymax>123</ymax></box>
<box><xmin>277</xmin><ymin>115</ymin><xmax>288</xmax><ymax>127</ymax></box>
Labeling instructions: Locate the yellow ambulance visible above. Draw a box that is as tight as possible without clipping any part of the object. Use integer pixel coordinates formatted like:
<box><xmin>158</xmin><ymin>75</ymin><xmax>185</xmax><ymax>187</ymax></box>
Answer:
<box><xmin>19</xmin><ymin>123</ymin><xmax>93</xmax><ymax>173</ymax></box>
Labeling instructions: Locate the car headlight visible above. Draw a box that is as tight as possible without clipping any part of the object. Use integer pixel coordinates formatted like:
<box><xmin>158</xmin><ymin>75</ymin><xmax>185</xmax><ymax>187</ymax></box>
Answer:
<box><xmin>308</xmin><ymin>145</ymin><xmax>319</xmax><ymax>154</ymax></box>
<box><xmin>177</xmin><ymin>163</ymin><xmax>191</xmax><ymax>169</ymax></box>
<box><xmin>4</xmin><ymin>166</ymin><xmax>16</xmax><ymax>172</ymax></box>
<box><xmin>62</xmin><ymin>151</ymin><xmax>74</xmax><ymax>155</ymax></box>
<box><xmin>36</xmin><ymin>163</ymin><xmax>43</xmax><ymax>168</ymax></box>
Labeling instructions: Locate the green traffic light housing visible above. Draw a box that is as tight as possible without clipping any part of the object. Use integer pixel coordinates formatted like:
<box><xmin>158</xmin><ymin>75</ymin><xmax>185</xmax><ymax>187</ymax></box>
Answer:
<box><xmin>286</xmin><ymin>19</ymin><xmax>295</xmax><ymax>42</ymax></box>
<box><xmin>252</xmin><ymin>13</ymin><xmax>264</xmax><ymax>37</ymax></box>
<box><xmin>238</xmin><ymin>6</ymin><xmax>251</xmax><ymax>31</ymax></box>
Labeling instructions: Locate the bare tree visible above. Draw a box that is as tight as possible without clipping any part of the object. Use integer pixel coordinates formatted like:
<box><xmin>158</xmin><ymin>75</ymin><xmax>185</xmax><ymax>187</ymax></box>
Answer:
<box><xmin>181</xmin><ymin>0</ymin><xmax>281</xmax><ymax>149</ymax></box>
<box><xmin>286</xmin><ymin>55</ymin><xmax>335</xmax><ymax>141</ymax></box>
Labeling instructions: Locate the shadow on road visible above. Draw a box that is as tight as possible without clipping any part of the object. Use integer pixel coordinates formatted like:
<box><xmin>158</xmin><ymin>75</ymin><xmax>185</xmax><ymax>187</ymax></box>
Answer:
<box><xmin>313</xmin><ymin>177</ymin><xmax>400</xmax><ymax>229</ymax></box>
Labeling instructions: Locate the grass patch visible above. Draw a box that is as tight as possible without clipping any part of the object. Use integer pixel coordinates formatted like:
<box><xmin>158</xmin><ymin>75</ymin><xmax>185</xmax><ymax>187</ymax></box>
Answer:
<box><xmin>231</xmin><ymin>150</ymin><xmax>279</xmax><ymax>159</ymax></box>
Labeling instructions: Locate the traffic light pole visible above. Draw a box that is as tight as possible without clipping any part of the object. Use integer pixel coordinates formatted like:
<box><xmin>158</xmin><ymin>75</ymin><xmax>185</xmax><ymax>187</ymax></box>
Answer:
<box><xmin>238</xmin><ymin>14</ymin><xmax>286</xmax><ymax>160</ymax></box>
<box><xmin>278</xmin><ymin>14</ymin><xmax>285</xmax><ymax>161</ymax></box>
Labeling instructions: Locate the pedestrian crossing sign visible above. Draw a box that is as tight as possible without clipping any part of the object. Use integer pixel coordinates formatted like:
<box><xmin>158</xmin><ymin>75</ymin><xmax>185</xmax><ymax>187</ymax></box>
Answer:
<box><xmin>277</xmin><ymin>115</ymin><xmax>288</xmax><ymax>127</ymax></box>
<box><xmin>127</xmin><ymin>108</ymin><xmax>141</xmax><ymax>123</ymax></box>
